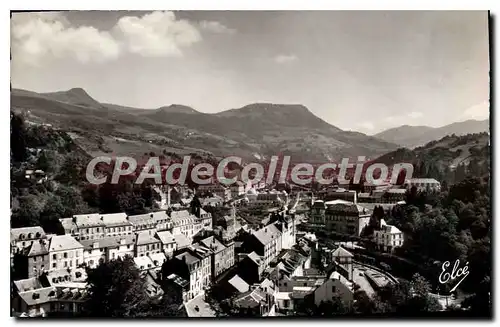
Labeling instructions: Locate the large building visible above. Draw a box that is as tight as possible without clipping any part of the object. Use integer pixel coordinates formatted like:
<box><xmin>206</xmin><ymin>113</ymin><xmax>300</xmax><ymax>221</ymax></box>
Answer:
<box><xmin>199</xmin><ymin>236</ymin><xmax>235</xmax><ymax>280</ymax></box>
<box><xmin>80</xmin><ymin>235</ymin><xmax>135</xmax><ymax>268</ymax></box>
<box><xmin>324</xmin><ymin>200</ymin><xmax>371</xmax><ymax>236</ymax></box>
<box><xmin>243</xmin><ymin>224</ymin><xmax>282</xmax><ymax>268</ymax></box>
<box><xmin>164</xmin><ymin>248</ymin><xmax>212</xmax><ymax>301</ymax></box>
<box><xmin>405</xmin><ymin>178</ymin><xmax>441</xmax><ymax>192</ymax></box>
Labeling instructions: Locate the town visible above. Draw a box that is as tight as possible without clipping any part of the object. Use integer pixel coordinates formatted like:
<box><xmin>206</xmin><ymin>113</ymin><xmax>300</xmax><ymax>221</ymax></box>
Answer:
<box><xmin>12</xmin><ymin>176</ymin><xmax>455</xmax><ymax>317</ymax></box>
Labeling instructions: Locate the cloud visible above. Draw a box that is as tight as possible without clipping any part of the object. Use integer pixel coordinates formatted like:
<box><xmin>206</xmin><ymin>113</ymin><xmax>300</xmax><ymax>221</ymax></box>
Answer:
<box><xmin>274</xmin><ymin>54</ymin><xmax>298</xmax><ymax>64</ymax></box>
<box><xmin>11</xmin><ymin>11</ymin><xmax>214</xmax><ymax>65</ymax></box>
<box><xmin>357</xmin><ymin>121</ymin><xmax>375</xmax><ymax>131</ymax></box>
<box><xmin>11</xmin><ymin>12</ymin><xmax>121</xmax><ymax>66</ymax></box>
<box><xmin>461</xmin><ymin>100</ymin><xmax>490</xmax><ymax>120</ymax></box>
<box><xmin>199</xmin><ymin>21</ymin><xmax>236</xmax><ymax>35</ymax></box>
<box><xmin>407</xmin><ymin>111</ymin><xmax>423</xmax><ymax>119</ymax></box>
<box><xmin>114</xmin><ymin>11</ymin><xmax>201</xmax><ymax>57</ymax></box>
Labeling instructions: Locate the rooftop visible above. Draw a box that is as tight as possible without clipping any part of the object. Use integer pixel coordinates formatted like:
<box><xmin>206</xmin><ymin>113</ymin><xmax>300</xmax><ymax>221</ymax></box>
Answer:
<box><xmin>80</xmin><ymin>235</ymin><xmax>134</xmax><ymax>250</ymax></box>
<box><xmin>252</xmin><ymin>223</ymin><xmax>282</xmax><ymax>246</ymax></box>
<box><xmin>136</xmin><ymin>231</ymin><xmax>160</xmax><ymax>246</ymax></box>
<box><xmin>199</xmin><ymin>236</ymin><xmax>226</xmax><ymax>253</ymax></box>
<box><xmin>228</xmin><ymin>274</ymin><xmax>250</xmax><ymax>293</ymax></box>
<box><xmin>48</xmin><ymin>235</ymin><xmax>83</xmax><ymax>252</ymax></box>
<box><xmin>11</xmin><ymin>226</ymin><xmax>45</xmax><ymax>242</ymax></box>
<box><xmin>156</xmin><ymin>230</ymin><xmax>175</xmax><ymax>244</ymax></box>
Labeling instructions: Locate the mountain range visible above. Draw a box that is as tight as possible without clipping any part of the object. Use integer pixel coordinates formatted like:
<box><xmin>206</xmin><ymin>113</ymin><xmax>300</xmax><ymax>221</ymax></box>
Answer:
<box><xmin>374</xmin><ymin>119</ymin><xmax>490</xmax><ymax>148</ymax></box>
<box><xmin>11</xmin><ymin>88</ymin><xmax>398</xmax><ymax>163</ymax></box>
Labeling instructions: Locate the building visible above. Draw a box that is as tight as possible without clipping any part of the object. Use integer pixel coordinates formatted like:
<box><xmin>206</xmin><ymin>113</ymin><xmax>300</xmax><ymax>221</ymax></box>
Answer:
<box><xmin>163</xmin><ymin>249</ymin><xmax>212</xmax><ymax>301</ymax></box>
<box><xmin>150</xmin><ymin>211</ymin><xmax>172</xmax><ymax>231</ymax></box>
<box><xmin>197</xmin><ymin>183</ymin><xmax>231</xmax><ymax>201</ymax></box>
<box><xmin>11</xmin><ymin>226</ymin><xmax>47</xmax><ymax>255</ymax></box>
<box><xmin>373</xmin><ymin>220</ymin><xmax>404</xmax><ymax>252</ymax></box>
<box><xmin>80</xmin><ymin>235</ymin><xmax>135</xmax><ymax>268</ymax></box>
<box><xmin>324</xmin><ymin>200</ymin><xmax>371</xmax><ymax>236</ymax></box>
<box><xmin>101</xmin><ymin>213</ymin><xmax>133</xmax><ymax>238</ymax></box>
<box><xmin>237</xmin><ymin>251</ymin><xmax>266</xmax><ymax>285</ymax></box>
<box><xmin>243</xmin><ymin>224</ymin><xmax>282</xmax><ymax>268</ymax></box>
<box><xmin>171</xmin><ymin>210</ymin><xmax>203</xmax><ymax>239</ymax></box>
<box><xmin>270</xmin><ymin>212</ymin><xmax>296</xmax><ymax>250</ymax></box>
<box><xmin>199</xmin><ymin>236</ymin><xmax>235</xmax><ymax>280</ymax></box>
<box><xmin>230</xmin><ymin>181</ymin><xmax>247</xmax><ymax>199</ymax></box>
<box><xmin>309</xmin><ymin>200</ymin><xmax>326</xmax><ymax>225</ymax></box>
<box><xmin>70</xmin><ymin>214</ymin><xmax>106</xmax><ymax>241</ymax></box>
<box><xmin>135</xmin><ymin>231</ymin><xmax>162</xmax><ymax>257</ymax></box>
<box><xmin>127</xmin><ymin>212</ymin><xmax>158</xmax><ymax>235</ymax></box>
<box><xmin>15</xmin><ymin>240</ymin><xmax>50</xmax><ymax>278</ymax></box>
<box><xmin>405</xmin><ymin>178</ymin><xmax>441</xmax><ymax>192</ymax></box>
<box><xmin>156</xmin><ymin>230</ymin><xmax>177</xmax><ymax>258</ymax></box>
<box><xmin>325</xmin><ymin>189</ymin><xmax>357</xmax><ymax>204</ymax></box>
<box><xmin>47</xmin><ymin>235</ymin><xmax>84</xmax><ymax>271</ymax></box>
<box><xmin>275</xmin><ymin>272</ymin><xmax>353</xmax><ymax>314</ymax></box>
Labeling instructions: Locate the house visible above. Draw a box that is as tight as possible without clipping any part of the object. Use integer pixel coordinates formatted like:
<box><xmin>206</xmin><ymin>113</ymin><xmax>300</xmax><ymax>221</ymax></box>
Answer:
<box><xmin>199</xmin><ymin>236</ymin><xmax>235</xmax><ymax>280</ymax></box>
<box><xmin>47</xmin><ymin>235</ymin><xmax>84</xmax><ymax>271</ymax></box>
<box><xmin>233</xmin><ymin>280</ymin><xmax>276</xmax><ymax>316</ymax></box>
<box><xmin>324</xmin><ymin>200</ymin><xmax>371</xmax><ymax>236</ymax></box>
<box><xmin>373</xmin><ymin>220</ymin><xmax>404</xmax><ymax>252</ymax></box>
<box><xmin>275</xmin><ymin>272</ymin><xmax>353</xmax><ymax>314</ymax></box>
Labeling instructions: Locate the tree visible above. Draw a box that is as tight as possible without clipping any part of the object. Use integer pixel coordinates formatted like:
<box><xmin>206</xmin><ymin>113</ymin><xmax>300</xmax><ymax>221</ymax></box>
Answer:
<box><xmin>84</xmin><ymin>257</ymin><xmax>150</xmax><ymax>317</ymax></box>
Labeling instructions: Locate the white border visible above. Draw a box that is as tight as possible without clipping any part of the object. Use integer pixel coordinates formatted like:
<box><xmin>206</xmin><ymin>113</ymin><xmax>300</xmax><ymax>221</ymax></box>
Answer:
<box><xmin>2</xmin><ymin>1</ymin><xmax>498</xmax><ymax>327</ymax></box>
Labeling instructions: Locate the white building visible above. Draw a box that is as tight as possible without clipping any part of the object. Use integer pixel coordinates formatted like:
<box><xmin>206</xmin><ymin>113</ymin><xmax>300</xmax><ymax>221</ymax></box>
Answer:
<box><xmin>373</xmin><ymin>221</ymin><xmax>404</xmax><ymax>252</ymax></box>
<box><xmin>48</xmin><ymin>235</ymin><xmax>84</xmax><ymax>271</ymax></box>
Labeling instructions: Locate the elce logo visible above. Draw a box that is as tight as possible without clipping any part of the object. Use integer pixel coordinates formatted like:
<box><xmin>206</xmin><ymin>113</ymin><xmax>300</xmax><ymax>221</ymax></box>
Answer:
<box><xmin>438</xmin><ymin>259</ymin><xmax>469</xmax><ymax>293</ymax></box>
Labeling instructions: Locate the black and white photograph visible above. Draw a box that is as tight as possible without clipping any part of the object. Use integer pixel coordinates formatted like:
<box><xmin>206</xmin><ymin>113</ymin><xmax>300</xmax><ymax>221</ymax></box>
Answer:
<box><xmin>9</xmin><ymin>9</ymin><xmax>491</xmax><ymax>319</ymax></box>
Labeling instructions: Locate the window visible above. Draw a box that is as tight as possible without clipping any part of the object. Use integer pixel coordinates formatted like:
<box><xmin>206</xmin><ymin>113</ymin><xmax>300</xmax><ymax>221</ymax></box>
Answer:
<box><xmin>33</xmin><ymin>257</ymin><xmax>37</xmax><ymax>262</ymax></box>
<box><xmin>64</xmin><ymin>252</ymin><xmax>68</xmax><ymax>258</ymax></box>
<box><xmin>332</xmin><ymin>286</ymin><xmax>336</xmax><ymax>293</ymax></box>
<box><xmin>52</xmin><ymin>254</ymin><xmax>57</xmax><ymax>260</ymax></box>
<box><xmin>64</xmin><ymin>261</ymin><xmax>68</xmax><ymax>267</ymax></box>
<box><xmin>52</xmin><ymin>263</ymin><xmax>57</xmax><ymax>268</ymax></box>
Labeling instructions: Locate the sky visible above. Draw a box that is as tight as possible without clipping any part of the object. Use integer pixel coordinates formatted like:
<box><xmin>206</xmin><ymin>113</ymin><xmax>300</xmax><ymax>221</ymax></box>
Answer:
<box><xmin>11</xmin><ymin>11</ymin><xmax>490</xmax><ymax>134</ymax></box>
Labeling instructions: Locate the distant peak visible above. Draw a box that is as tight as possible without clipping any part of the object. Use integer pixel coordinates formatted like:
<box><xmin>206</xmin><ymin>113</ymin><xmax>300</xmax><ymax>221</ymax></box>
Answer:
<box><xmin>158</xmin><ymin>104</ymin><xmax>198</xmax><ymax>114</ymax></box>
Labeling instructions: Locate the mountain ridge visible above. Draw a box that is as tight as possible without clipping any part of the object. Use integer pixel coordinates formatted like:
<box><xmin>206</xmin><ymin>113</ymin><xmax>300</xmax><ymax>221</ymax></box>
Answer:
<box><xmin>374</xmin><ymin>119</ymin><xmax>490</xmax><ymax>148</ymax></box>
<box><xmin>11</xmin><ymin>87</ymin><xmax>398</xmax><ymax>162</ymax></box>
